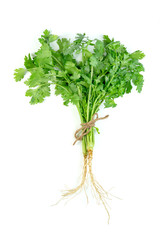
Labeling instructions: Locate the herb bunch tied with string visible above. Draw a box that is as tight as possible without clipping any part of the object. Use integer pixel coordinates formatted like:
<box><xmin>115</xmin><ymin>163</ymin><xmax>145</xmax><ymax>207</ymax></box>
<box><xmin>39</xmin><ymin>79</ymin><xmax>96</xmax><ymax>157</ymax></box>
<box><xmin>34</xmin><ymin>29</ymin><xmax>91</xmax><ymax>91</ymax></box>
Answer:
<box><xmin>14</xmin><ymin>30</ymin><xmax>145</xmax><ymax>222</ymax></box>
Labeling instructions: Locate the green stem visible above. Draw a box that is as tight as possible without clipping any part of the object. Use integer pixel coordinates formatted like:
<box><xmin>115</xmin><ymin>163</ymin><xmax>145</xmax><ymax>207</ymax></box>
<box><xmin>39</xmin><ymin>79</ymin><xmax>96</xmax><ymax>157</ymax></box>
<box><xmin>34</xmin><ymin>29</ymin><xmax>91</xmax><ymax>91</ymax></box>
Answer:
<box><xmin>91</xmin><ymin>93</ymin><xmax>103</xmax><ymax>116</ymax></box>
<box><xmin>76</xmin><ymin>104</ymin><xmax>87</xmax><ymax>155</ymax></box>
<box><xmin>82</xmin><ymin>49</ymin><xmax>84</xmax><ymax>65</ymax></box>
<box><xmin>86</xmin><ymin>72</ymin><xmax>117</xmax><ymax>149</ymax></box>
<box><xmin>97</xmin><ymin>70</ymin><xmax>108</xmax><ymax>81</ymax></box>
<box><xmin>87</xmin><ymin>66</ymin><xmax>93</xmax><ymax>122</ymax></box>
<box><xmin>55</xmin><ymin>83</ymin><xmax>71</xmax><ymax>93</ymax></box>
<box><xmin>52</xmin><ymin>55</ymin><xmax>64</xmax><ymax>69</ymax></box>
<box><xmin>93</xmin><ymin>73</ymin><xmax>117</xmax><ymax>113</ymax></box>
<box><xmin>86</xmin><ymin>66</ymin><xmax>94</xmax><ymax>151</ymax></box>
<box><xmin>51</xmin><ymin>55</ymin><xmax>70</xmax><ymax>83</ymax></box>
<box><xmin>106</xmin><ymin>74</ymin><xmax>115</xmax><ymax>88</ymax></box>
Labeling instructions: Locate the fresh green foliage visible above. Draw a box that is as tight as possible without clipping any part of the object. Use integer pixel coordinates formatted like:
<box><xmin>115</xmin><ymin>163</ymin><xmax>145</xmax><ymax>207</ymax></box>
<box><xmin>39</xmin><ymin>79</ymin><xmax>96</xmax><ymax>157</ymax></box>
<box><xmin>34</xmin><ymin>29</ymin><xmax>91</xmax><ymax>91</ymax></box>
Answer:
<box><xmin>14</xmin><ymin>30</ymin><xmax>145</xmax><ymax>153</ymax></box>
<box><xmin>14</xmin><ymin>68</ymin><xmax>26</xmax><ymax>82</ymax></box>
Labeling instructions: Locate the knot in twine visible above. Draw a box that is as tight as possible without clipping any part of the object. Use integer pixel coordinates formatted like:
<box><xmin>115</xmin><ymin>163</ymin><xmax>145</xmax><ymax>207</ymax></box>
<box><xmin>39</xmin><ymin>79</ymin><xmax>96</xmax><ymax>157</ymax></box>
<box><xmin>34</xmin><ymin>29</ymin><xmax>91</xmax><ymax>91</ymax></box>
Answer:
<box><xmin>73</xmin><ymin>113</ymin><xmax>109</xmax><ymax>145</ymax></box>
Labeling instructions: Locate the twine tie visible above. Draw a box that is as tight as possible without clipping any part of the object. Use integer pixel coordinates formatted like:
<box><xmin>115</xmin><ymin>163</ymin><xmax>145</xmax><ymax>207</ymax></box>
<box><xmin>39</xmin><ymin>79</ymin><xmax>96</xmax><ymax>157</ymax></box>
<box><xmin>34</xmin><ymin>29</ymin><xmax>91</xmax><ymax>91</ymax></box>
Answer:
<box><xmin>73</xmin><ymin>113</ymin><xmax>109</xmax><ymax>145</ymax></box>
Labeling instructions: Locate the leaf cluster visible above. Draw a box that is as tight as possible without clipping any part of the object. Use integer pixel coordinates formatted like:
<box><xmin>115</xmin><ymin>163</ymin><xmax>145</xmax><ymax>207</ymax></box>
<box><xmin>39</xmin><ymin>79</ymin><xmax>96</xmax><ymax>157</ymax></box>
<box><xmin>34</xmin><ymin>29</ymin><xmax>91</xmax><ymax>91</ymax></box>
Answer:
<box><xmin>14</xmin><ymin>29</ymin><xmax>145</xmax><ymax>122</ymax></box>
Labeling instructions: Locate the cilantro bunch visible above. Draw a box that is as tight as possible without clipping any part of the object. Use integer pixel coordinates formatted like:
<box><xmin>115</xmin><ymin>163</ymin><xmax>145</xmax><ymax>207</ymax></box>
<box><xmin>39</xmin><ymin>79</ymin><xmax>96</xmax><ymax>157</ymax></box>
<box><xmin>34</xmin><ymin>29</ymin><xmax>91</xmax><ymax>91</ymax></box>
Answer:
<box><xmin>14</xmin><ymin>29</ymin><xmax>145</xmax><ymax>155</ymax></box>
<box><xmin>14</xmin><ymin>30</ymin><xmax>145</xmax><ymax>220</ymax></box>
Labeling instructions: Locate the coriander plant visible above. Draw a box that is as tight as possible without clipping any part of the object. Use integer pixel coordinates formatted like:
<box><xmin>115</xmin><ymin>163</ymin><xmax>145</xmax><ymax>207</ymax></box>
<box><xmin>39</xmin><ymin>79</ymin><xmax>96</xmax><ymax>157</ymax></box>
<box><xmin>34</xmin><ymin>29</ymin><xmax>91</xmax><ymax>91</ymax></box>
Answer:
<box><xmin>14</xmin><ymin>30</ymin><xmax>145</xmax><ymax>222</ymax></box>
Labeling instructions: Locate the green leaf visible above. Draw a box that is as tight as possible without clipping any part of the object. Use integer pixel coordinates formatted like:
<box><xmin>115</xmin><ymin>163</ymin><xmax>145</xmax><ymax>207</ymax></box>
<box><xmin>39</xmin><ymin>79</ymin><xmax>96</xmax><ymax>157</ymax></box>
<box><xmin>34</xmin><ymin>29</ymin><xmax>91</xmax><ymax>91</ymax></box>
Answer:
<box><xmin>125</xmin><ymin>81</ymin><xmax>132</xmax><ymax>93</ymax></box>
<box><xmin>81</xmin><ymin>74</ymin><xmax>91</xmax><ymax>84</ymax></box>
<box><xmin>83</xmin><ymin>48</ymin><xmax>92</xmax><ymax>59</ymax></box>
<box><xmin>103</xmin><ymin>35</ymin><xmax>112</xmax><ymax>45</ymax></box>
<box><xmin>25</xmin><ymin>84</ymin><xmax>50</xmax><ymax>104</ymax></box>
<box><xmin>94</xmin><ymin>126</ymin><xmax>100</xmax><ymax>134</ymax></box>
<box><xmin>34</xmin><ymin>43</ymin><xmax>53</xmax><ymax>67</ymax></box>
<box><xmin>69</xmin><ymin>83</ymin><xmax>78</xmax><ymax>93</ymax></box>
<box><xmin>70</xmin><ymin>93</ymin><xmax>80</xmax><ymax>105</ymax></box>
<box><xmin>90</xmin><ymin>56</ymin><xmax>98</xmax><ymax>67</ymax></box>
<box><xmin>42</xmin><ymin>29</ymin><xmax>51</xmax><ymax>38</ymax></box>
<box><xmin>24</xmin><ymin>54</ymin><xmax>35</xmax><ymax>69</ymax></box>
<box><xmin>96</xmin><ymin>84</ymin><xmax>104</xmax><ymax>93</ymax></box>
<box><xmin>75</xmin><ymin>33</ymin><xmax>86</xmax><ymax>42</ymax></box>
<box><xmin>64</xmin><ymin>61</ymin><xmax>75</xmax><ymax>70</ymax></box>
<box><xmin>14</xmin><ymin>68</ymin><xmax>26</xmax><ymax>82</ymax></box>
<box><xmin>94</xmin><ymin>40</ymin><xmax>104</xmax><ymax>58</ymax></box>
<box><xmin>104</xmin><ymin>97</ymin><xmax>117</xmax><ymax>108</ymax></box>
<box><xmin>46</xmin><ymin>70</ymin><xmax>56</xmax><ymax>82</ymax></box>
<box><xmin>65</xmin><ymin>61</ymin><xmax>80</xmax><ymax>80</ymax></box>
<box><xmin>132</xmin><ymin>73</ymin><xmax>144</xmax><ymax>93</ymax></box>
<box><xmin>63</xmin><ymin>33</ymin><xmax>87</xmax><ymax>56</ymax></box>
<box><xmin>39</xmin><ymin>29</ymin><xmax>58</xmax><ymax>44</ymax></box>
<box><xmin>55</xmin><ymin>84</ymin><xmax>71</xmax><ymax>106</ymax></box>
<box><xmin>24</xmin><ymin>68</ymin><xmax>47</xmax><ymax>87</ymax></box>
<box><xmin>57</xmin><ymin>38</ymin><xmax>71</xmax><ymax>55</ymax></box>
<box><xmin>49</xmin><ymin>34</ymin><xmax>58</xmax><ymax>42</ymax></box>
<box><xmin>78</xmin><ymin>81</ymin><xmax>89</xmax><ymax>88</ymax></box>
<box><xmin>130</xmin><ymin>50</ymin><xmax>145</xmax><ymax>60</ymax></box>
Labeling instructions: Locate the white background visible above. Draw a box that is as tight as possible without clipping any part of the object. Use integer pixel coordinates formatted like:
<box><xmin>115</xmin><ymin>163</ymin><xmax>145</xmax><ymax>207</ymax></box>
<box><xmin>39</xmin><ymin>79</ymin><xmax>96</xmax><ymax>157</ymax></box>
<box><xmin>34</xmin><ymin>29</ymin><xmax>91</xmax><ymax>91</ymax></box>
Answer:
<box><xmin>0</xmin><ymin>0</ymin><xmax>160</xmax><ymax>239</ymax></box>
